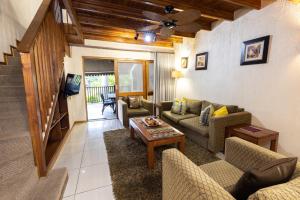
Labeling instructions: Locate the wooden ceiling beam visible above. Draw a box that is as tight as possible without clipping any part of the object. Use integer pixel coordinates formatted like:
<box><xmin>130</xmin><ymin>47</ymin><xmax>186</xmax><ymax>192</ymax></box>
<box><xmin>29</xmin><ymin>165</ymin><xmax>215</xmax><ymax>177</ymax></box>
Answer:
<box><xmin>73</xmin><ymin>0</ymin><xmax>213</xmax><ymax>30</ymax></box>
<box><xmin>81</xmin><ymin>25</ymin><xmax>183</xmax><ymax>43</ymax></box>
<box><xmin>62</xmin><ymin>0</ymin><xmax>84</xmax><ymax>43</ymax></box>
<box><xmin>83</xmin><ymin>33</ymin><xmax>174</xmax><ymax>48</ymax></box>
<box><xmin>221</xmin><ymin>0</ymin><xmax>261</xmax><ymax>9</ymax></box>
<box><xmin>77</xmin><ymin>14</ymin><xmax>196</xmax><ymax>38</ymax></box>
<box><xmin>129</xmin><ymin>0</ymin><xmax>234</xmax><ymax>20</ymax></box>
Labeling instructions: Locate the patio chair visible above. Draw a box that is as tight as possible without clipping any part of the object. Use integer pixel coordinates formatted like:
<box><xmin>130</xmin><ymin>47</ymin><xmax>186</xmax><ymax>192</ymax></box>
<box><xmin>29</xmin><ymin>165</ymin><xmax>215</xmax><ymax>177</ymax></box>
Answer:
<box><xmin>101</xmin><ymin>94</ymin><xmax>115</xmax><ymax>114</ymax></box>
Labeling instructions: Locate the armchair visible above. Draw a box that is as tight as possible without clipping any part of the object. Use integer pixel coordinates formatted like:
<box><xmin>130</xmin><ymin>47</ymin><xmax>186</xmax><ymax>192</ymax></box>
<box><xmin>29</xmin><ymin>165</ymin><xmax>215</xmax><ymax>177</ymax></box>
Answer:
<box><xmin>118</xmin><ymin>97</ymin><xmax>154</xmax><ymax>127</ymax></box>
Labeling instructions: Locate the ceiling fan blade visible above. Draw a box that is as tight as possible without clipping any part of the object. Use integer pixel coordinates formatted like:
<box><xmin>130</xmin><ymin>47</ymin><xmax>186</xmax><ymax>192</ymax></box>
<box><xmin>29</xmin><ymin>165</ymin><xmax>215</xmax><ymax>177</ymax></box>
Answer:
<box><xmin>142</xmin><ymin>11</ymin><xmax>168</xmax><ymax>22</ymax></box>
<box><xmin>138</xmin><ymin>24</ymin><xmax>160</xmax><ymax>32</ymax></box>
<box><xmin>174</xmin><ymin>23</ymin><xmax>202</xmax><ymax>33</ymax></box>
<box><xmin>169</xmin><ymin>9</ymin><xmax>201</xmax><ymax>25</ymax></box>
<box><xmin>159</xmin><ymin>27</ymin><xmax>175</xmax><ymax>39</ymax></box>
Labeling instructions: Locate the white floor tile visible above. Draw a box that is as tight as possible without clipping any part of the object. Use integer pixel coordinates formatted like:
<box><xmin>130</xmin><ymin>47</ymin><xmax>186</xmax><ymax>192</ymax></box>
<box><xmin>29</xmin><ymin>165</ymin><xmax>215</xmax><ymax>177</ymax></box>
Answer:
<box><xmin>54</xmin><ymin>152</ymin><xmax>83</xmax><ymax>171</ymax></box>
<box><xmin>76</xmin><ymin>164</ymin><xmax>112</xmax><ymax>193</ymax></box>
<box><xmin>84</xmin><ymin>138</ymin><xmax>105</xmax><ymax>151</ymax></box>
<box><xmin>81</xmin><ymin>148</ymin><xmax>108</xmax><ymax>167</ymax></box>
<box><xmin>75</xmin><ymin>186</ymin><xmax>114</xmax><ymax>200</ymax></box>
<box><xmin>63</xmin><ymin>196</ymin><xmax>74</xmax><ymax>200</ymax></box>
<box><xmin>64</xmin><ymin>169</ymin><xmax>80</xmax><ymax>197</ymax></box>
<box><xmin>62</xmin><ymin>141</ymin><xmax>85</xmax><ymax>155</ymax></box>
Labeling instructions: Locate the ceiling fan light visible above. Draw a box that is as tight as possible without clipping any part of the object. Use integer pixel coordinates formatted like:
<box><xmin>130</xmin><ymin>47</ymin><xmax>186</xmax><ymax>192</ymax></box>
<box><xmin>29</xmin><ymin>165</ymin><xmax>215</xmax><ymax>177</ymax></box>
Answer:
<box><xmin>144</xmin><ymin>32</ymin><xmax>156</xmax><ymax>43</ymax></box>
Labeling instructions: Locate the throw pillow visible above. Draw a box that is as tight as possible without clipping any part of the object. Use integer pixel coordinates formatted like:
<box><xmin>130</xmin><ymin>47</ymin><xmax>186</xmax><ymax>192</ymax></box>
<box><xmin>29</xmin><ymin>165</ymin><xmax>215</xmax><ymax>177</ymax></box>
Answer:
<box><xmin>199</xmin><ymin>105</ymin><xmax>214</xmax><ymax>126</ymax></box>
<box><xmin>129</xmin><ymin>96</ymin><xmax>140</xmax><ymax>109</ymax></box>
<box><xmin>181</xmin><ymin>99</ymin><xmax>188</xmax><ymax>115</ymax></box>
<box><xmin>213</xmin><ymin>106</ymin><xmax>229</xmax><ymax>117</ymax></box>
<box><xmin>232</xmin><ymin>157</ymin><xmax>298</xmax><ymax>200</ymax></box>
<box><xmin>171</xmin><ymin>99</ymin><xmax>181</xmax><ymax>114</ymax></box>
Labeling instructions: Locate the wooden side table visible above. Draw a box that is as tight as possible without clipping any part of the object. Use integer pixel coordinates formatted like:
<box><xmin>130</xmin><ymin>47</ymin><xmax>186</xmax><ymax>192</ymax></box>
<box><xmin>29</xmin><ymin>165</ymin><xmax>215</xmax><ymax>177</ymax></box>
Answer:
<box><xmin>225</xmin><ymin>124</ymin><xmax>279</xmax><ymax>152</ymax></box>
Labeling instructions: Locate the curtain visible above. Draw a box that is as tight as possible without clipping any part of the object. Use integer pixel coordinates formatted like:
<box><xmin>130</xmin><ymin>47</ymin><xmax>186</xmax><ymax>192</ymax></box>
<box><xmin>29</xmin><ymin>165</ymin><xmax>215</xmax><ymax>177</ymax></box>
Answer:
<box><xmin>154</xmin><ymin>52</ymin><xmax>175</xmax><ymax>104</ymax></box>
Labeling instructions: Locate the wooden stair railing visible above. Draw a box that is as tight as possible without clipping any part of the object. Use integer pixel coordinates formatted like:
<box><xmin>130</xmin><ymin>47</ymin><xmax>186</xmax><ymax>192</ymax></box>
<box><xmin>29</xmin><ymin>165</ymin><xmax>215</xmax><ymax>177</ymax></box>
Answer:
<box><xmin>18</xmin><ymin>0</ymin><xmax>70</xmax><ymax>176</ymax></box>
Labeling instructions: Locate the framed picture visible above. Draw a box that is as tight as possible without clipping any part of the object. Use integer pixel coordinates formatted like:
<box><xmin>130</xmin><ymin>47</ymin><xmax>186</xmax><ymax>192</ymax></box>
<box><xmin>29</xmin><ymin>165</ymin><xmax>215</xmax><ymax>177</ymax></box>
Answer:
<box><xmin>195</xmin><ymin>52</ymin><xmax>208</xmax><ymax>70</ymax></box>
<box><xmin>240</xmin><ymin>35</ymin><xmax>270</xmax><ymax>65</ymax></box>
<box><xmin>181</xmin><ymin>57</ymin><xmax>188</xmax><ymax>68</ymax></box>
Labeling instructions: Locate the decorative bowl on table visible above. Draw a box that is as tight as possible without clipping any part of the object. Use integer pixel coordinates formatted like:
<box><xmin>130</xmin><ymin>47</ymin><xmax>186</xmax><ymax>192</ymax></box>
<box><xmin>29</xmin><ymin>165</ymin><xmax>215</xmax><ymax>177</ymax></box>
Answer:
<box><xmin>142</xmin><ymin>117</ymin><xmax>162</xmax><ymax>127</ymax></box>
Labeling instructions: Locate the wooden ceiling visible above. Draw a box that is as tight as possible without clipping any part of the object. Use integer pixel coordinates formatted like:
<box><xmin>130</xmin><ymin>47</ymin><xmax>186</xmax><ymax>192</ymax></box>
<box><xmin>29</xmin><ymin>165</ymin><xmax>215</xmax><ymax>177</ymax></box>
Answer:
<box><xmin>62</xmin><ymin>0</ymin><xmax>262</xmax><ymax>47</ymax></box>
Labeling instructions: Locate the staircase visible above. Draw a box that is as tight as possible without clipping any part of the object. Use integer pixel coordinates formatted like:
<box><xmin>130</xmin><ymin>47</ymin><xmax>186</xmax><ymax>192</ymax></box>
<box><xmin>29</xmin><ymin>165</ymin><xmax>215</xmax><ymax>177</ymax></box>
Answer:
<box><xmin>0</xmin><ymin>47</ymin><xmax>68</xmax><ymax>200</ymax></box>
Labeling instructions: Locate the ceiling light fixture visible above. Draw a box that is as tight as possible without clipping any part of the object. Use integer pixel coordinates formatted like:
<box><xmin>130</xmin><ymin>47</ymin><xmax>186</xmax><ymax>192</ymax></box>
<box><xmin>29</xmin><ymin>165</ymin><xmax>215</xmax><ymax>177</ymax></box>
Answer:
<box><xmin>144</xmin><ymin>32</ymin><xmax>156</xmax><ymax>43</ymax></box>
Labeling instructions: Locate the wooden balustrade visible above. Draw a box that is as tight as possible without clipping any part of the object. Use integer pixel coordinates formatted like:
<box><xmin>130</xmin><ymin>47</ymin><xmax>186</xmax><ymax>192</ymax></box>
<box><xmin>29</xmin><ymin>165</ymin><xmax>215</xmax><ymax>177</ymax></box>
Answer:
<box><xmin>18</xmin><ymin>0</ymin><xmax>70</xmax><ymax>176</ymax></box>
<box><xmin>86</xmin><ymin>86</ymin><xmax>116</xmax><ymax>103</ymax></box>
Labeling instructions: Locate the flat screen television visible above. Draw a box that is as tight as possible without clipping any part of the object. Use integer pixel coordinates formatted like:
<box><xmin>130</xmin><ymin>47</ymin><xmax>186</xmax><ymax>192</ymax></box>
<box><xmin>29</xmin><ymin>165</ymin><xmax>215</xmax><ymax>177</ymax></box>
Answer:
<box><xmin>64</xmin><ymin>73</ymin><xmax>82</xmax><ymax>96</ymax></box>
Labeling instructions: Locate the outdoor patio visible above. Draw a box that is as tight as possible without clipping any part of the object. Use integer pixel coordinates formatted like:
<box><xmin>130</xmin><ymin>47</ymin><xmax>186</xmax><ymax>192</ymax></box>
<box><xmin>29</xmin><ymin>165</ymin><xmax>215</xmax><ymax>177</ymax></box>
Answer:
<box><xmin>87</xmin><ymin>103</ymin><xmax>116</xmax><ymax>120</ymax></box>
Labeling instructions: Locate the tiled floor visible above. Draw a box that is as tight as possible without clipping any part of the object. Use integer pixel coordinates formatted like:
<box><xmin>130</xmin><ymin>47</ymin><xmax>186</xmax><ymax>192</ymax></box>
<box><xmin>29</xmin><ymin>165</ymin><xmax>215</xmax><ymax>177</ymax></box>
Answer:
<box><xmin>87</xmin><ymin>103</ymin><xmax>116</xmax><ymax>120</ymax></box>
<box><xmin>54</xmin><ymin>119</ymin><xmax>123</xmax><ymax>200</ymax></box>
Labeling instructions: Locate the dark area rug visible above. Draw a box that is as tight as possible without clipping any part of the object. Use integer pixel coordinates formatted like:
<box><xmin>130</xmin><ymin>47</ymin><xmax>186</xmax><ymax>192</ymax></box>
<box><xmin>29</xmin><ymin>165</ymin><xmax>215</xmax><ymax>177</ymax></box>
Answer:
<box><xmin>103</xmin><ymin>129</ymin><xmax>219</xmax><ymax>200</ymax></box>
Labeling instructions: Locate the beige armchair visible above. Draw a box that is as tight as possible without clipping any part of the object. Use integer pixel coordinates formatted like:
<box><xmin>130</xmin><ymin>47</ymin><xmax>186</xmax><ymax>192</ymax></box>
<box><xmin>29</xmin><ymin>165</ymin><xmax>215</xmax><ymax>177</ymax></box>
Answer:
<box><xmin>118</xmin><ymin>98</ymin><xmax>154</xmax><ymax>127</ymax></box>
<box><xmin>163</xmin><ymin>137</ymin><xmax>300</xmax><ymax>200</ymax></box>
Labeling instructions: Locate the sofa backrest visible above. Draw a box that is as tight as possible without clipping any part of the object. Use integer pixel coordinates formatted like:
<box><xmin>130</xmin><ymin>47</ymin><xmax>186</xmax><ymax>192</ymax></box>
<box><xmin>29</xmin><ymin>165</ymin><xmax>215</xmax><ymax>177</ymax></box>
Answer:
<box><xmin>184</xmin><ymin>98</ymin><xmax>202</xmax><ymax>115</ymax></box>
<box><xmin>201</xmin><ymin>100</ymin><xmax>241</xmax><ymax>114</ymax></box>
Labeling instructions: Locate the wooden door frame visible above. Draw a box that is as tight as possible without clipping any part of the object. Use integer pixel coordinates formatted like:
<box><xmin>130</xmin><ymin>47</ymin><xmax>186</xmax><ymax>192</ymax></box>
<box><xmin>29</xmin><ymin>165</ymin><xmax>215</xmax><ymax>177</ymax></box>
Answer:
<box><xmin>81</xmin><ymin>56</ymin><xmax>117</xmax><ymax>121</ymax></box>
<box><xmin>115</xmin><ymin>59</ymin><xmax>148</xmax><ymax>99</ymax></box>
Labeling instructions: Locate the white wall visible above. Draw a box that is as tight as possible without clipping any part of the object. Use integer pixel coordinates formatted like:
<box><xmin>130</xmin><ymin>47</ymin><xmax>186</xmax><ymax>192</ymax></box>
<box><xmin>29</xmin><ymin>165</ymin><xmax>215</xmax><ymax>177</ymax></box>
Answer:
<box><xmin>175</xmin><ymin>1</ymin><xmax>300</xmax><ymax>157</ymax></box>
<box><xmin>0</xmin><ymin>0</ymin><xmax>42</xmax><ymax>61</ymax></box>
<box><xmin>64</xmin><ymin>40</ymin><xmax>173</xmax><ymax>127</ymax></box>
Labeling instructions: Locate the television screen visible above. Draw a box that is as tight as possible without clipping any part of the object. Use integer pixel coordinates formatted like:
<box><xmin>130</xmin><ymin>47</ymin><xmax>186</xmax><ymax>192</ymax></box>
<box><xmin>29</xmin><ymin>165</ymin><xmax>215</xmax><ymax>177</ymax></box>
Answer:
<box><xmin>64</xmin><ymin>73</ymin><xmax>82</xmax><ymax>96</ymax></box>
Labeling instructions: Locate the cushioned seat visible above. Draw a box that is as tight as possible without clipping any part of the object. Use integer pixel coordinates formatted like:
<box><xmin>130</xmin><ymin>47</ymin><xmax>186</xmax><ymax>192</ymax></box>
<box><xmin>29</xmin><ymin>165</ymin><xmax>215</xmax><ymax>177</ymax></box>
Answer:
<box><xmin>179</xmin><ymin>117</ymin><xmax>209</xmax><ymax>137</ymax></box>
<box><xmin>199</xmin><ymin>160</ymin><xmax>244</xmax><ymax>193</ymax></box>
<box><xmin>127</xmin><ymin>108</ymin><xmax>150</xmax><ymax>117</ymax></box>
<box><xmin>162</xmin><ymin>111</ymin><xmax>197</xmax><ymax>124</ymax></box>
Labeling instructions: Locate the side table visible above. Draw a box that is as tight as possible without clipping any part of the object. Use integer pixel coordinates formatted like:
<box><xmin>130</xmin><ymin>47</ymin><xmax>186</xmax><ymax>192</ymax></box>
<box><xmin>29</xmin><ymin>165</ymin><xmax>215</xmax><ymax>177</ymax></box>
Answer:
<box><xmin>225</xmin><ymin>124</ymin><xmax>279</xmax><ymax>152</ymax></box>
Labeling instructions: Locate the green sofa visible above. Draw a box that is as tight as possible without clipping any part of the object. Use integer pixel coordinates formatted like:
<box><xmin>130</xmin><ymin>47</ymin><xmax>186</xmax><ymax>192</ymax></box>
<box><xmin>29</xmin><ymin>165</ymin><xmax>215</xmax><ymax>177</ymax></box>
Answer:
<box><xmin>159</xmin><ymin>99</ymin><xmax>251</xmax><ymax>153</ymax></box>
<box><xmin>118</xmin><ymin>97</ymin><xmax>154</xmax><ymax>127</ymax></box>
<box><xmin>163</xmin><ymin>137</ymin><xmax>300</xmax><ymax>200</ymax></box>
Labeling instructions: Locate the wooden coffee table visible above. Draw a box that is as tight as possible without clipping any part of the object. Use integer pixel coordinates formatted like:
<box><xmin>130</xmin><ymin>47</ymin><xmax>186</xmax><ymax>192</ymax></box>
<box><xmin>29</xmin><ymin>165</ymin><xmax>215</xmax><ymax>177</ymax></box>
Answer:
<box><xmin>129</xmin><ymin>117</ymin><xmax>185</xmax><ymax>169</ymax></box>
<box><xmin>225</xmin><ymin>124</ymin><xmax>279</xmax><ymax>152</ymax></box>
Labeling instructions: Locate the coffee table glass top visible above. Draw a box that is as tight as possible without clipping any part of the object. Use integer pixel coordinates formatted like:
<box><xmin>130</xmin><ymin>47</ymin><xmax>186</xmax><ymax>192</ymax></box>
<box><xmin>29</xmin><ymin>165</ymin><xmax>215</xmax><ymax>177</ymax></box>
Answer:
<box><xmin>132</xmin><ymin>117</ymin><xmax>184</xmax><ymax>140</ymax></box>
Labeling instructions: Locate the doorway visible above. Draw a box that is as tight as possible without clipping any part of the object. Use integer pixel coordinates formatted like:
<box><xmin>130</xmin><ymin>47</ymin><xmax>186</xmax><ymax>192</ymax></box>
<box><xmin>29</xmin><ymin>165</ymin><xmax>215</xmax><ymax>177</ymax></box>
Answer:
<box><xmin>83</xmin><ymin>58</ymin><xmax>117</xmax><ymax>120</ymax></box>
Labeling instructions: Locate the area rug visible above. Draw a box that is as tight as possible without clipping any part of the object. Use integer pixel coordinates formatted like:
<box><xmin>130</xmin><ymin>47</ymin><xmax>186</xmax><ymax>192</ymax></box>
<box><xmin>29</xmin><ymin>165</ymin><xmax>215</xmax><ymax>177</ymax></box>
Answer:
<box><xmin>103</xmin><ymin>129</ymin><xmax>219</xmax><ymax>200</ymax></box>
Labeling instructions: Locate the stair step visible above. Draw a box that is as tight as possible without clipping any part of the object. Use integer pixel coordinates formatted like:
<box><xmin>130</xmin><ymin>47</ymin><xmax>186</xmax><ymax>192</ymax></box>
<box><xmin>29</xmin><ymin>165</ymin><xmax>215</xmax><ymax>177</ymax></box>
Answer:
<box><xmin>31</xmin><ymin>168</ymin><xmax>68</xmax><ymax>200</ymax></box>
<box><xmin>12</xmin><ymin>48</ymin><xmax>20</xmax><ymax>57</ymax></box>
<box><xmin>0</xmin><ymin>151</ymin><xmax>35</xmax><ymax>185</ymax></box>
<box><xmin>0</xmin><ymin>86</ymin><xmax>25</xmax><ymax>97</ymax></box>
<box><xmin>0</xmin><ymin>96</ymin><xmax>25</xmax><ymax>102</ymax></box>
<box><xmin>6</xmin><ymin>56</ymin><xmax>22</xmax><ymax>66</ymax></box>
<box><xmin>0</xmin><ymin>101</ymin><xmax>27</xmax><ymax>119</ymax></box>
<box><xmin>0</xmin><ymin>65</ymin><xmax>22</xmax><ymax>75</ymax></box>
<box><xmin>0</xmin><ymin>117</ymin><xmax>28</xmax><ymax>135</ymax></box>
<box><xmin>0</xmin><ymin>167</ymin><xmax>38</xmax><ymax>200</ymax></box>
<box><xmin>0</xmin><ymin>133</ymin><xmax>32</xmax><ymax>165</ymax></box>
<box><xmin>0</xmin><ymin>75</ymin><xmax>24</xmax><ymax>86</ymax></box>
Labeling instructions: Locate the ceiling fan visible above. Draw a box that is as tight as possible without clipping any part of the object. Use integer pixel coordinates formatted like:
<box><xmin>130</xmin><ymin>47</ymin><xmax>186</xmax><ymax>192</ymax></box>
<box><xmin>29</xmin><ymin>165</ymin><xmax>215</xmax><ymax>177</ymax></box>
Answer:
<box><xmin>138</xmin><ymin>5</ymin><xmax>202</xmax><ymax>39</ymax></box>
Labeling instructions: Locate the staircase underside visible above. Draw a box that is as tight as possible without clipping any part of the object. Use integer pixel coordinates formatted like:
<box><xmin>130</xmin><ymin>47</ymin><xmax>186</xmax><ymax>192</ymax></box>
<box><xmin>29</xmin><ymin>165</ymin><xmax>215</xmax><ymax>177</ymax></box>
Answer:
<box><xmin>0</xmin><ymin>45</ymin><xmax>68</xmax><ymax>200</ymax></box>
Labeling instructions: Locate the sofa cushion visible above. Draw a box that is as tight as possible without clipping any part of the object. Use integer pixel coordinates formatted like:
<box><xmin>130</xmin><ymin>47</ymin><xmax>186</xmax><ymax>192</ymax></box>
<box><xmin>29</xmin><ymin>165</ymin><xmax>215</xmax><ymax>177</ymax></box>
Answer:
<box><xmin>232</xmin><ymin>157</ymin><xmax>298</xmax><ymax>200</ymax></box>
<box><xmin>199</xmin><ymin>160</ymin><xmax>244</xmax><ymax>193</ymax></box>
<box><xmin>162</xmin><ymin>111</ymin><xmax>197</xmax><ymax>124</ymax></box>
<box><xmin>127</xmin><ymin>108</ymin><xmax>150</xmax><ymax>117</ymax></box>
<box><xmin>179</xmin><ymin>117</ymin><xmax>209</xmax><ymax>137</ymax></box>
<box><xmin>184</xmin><ymin>98</ymin><xmax>202</xmax><ymax>115</ymax></box>
<box><xmin>129</xmin><ymin>96</ymin><xmax>141</xmax><ymax>108</ymax></box>
<box><xmin>249</xmin><ymin>177</ymin><xmax>300</xmax><ymax>200</ymax></box>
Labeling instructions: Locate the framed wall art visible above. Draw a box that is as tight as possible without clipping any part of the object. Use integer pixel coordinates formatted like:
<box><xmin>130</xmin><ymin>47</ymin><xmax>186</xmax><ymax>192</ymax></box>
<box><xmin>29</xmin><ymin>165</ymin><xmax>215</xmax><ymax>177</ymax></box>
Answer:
<box><xmin>240</xmin><ymin>35</ymin><xmax>270</xmax><ymax>65</ymax></box>
<box><xmin>195</xmin><ymin>52</ymin><xmax>208</xmax><ymax>70</ymax></box>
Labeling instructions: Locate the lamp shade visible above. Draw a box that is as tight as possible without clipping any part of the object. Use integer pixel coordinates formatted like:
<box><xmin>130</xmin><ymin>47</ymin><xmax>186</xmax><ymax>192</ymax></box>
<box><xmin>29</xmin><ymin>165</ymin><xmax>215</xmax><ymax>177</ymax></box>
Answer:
<box><xmin>171</xmin><ymin>70</ymin><xmax>183</xmax><ymax>79</ymax></box>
